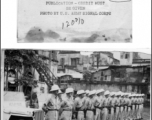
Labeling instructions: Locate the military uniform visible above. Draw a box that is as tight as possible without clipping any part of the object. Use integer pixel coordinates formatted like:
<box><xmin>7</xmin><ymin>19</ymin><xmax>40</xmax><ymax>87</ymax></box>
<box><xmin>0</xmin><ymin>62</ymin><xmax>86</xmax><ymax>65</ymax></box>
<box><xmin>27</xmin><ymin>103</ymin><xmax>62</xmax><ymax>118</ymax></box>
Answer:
<box><xmin>134</xmin><ymin>95</ymin><xmax>138</xmax><ymax>119</ymax></box>
<box><xmin>109</xmin><ymin>93</ymin><xmax>116</xmax><ymax>120</ymax></box>
<box><xmin>59</xmin><ymin>88</ymin><xmax>74</xmax><ymax>120</ymax></box>
<box><xmin>115</xmin><ymin>93</ymin><xmax>121</xmax><ymax>120</ymax></box>
<box><xmin>140</xmin><ymin>94</ymin><xmax>144</xmax><ymax>119</ymax></box>
<box><xmin>136</xmin><ymin>95</ymin><xmax>141</xmax><ymax>119</ymax></box>
<box><xmin>100</xmin><ymin>94</ymin><xmax>105</xmax><ymax>120</ymax></box>
<box><xmin>119</xmin><ymin>94</ymin><xmax>125</xmax><ymax>120</ymax></box>
<box><xmin>127</xmin><ymin>94</ymin><xmax>133</xmax><ymax>120</ymax></box>
<box><xmin>86</xmin><ymin>96</ymin><xmax>96</xmax><ymax>120</ymax></box>
<box><xmin>84</xmin><ymin>94</ymin><xmax>90</xmax><ymax>119</ymax></box>
<box><xmin>95</xmin><ymin>94</ymin><xmax>103</xmax><ymax>120</ymax></box>
<box><xmin>75</xmin><ymin>91</ymin><xmax>86</xmax><ymax>120</ymax></box>
<box><xmin>59</xmin><ymin>95</ymin><xmax>74</xmax><ymax>120</ymax></box>
<box><xmin>131</xmin><ymin>95</ymin><xmax>135</xmax><ymax>119</ymax></box>
<box><xmin>102</xmin><ymin>91</ymin><xmax>111</xmax><ymax>120</ymax></box>
<box><xmin>45</xmin><ymin>94</ymin><xmax>60</xmax><ymax>120</ymax></box>
<box><xmin>123</xmin><ymin>94</ymin><xmax>129</xmax><ymax>120</ymax></box>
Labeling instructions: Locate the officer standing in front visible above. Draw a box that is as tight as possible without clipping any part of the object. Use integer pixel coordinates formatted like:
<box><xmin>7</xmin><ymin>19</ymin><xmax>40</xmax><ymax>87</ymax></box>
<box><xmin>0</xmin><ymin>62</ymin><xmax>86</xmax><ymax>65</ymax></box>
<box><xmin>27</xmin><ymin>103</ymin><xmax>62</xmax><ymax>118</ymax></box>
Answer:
<box><xmin>43</xmin><ymin>84</ymin><xmax>61</xmax><ymax>120</ymax></box>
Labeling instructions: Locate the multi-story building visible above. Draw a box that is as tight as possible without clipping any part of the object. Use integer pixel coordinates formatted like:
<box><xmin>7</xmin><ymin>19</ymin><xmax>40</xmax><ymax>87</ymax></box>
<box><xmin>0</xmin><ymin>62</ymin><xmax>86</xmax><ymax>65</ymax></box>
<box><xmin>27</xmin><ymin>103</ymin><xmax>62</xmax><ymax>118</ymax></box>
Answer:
<box><xmin>90</xmin><ymin>52</ymin><xmax>120</xmax><ymax>69</ymax></box>
<box><xmin>58</xmin><ymin>51</ymin><xmax>90</xmax><ymax>70</ymax></box>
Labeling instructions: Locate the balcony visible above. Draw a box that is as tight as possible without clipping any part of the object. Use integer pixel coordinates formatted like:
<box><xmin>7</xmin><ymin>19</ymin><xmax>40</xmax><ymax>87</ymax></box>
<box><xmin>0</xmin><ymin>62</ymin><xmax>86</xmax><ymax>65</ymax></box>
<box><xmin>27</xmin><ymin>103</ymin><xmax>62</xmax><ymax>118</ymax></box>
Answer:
<box><xmin>133</xmin><ymin>59</ymin><xmax>150</xmax><ymax>64</ymax></box>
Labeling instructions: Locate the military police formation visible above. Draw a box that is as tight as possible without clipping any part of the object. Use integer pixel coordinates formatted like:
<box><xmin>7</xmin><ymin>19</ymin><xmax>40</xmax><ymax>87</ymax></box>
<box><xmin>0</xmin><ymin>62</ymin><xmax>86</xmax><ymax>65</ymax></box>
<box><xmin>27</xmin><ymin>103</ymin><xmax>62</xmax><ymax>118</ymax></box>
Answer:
<box><xmin>42</xmin><ymin>84</ymin><xmax>145</xmax><ymax>120</ymax></box>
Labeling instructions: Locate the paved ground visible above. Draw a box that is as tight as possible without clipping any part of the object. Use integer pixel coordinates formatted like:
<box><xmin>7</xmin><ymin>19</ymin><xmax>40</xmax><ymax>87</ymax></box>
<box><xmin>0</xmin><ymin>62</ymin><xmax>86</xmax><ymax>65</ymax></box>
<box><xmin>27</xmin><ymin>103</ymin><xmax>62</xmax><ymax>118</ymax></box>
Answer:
<box><xmin>143</xmin><ymin>107</ymin><xmax>150</xmax><ymax>120</ymax></box>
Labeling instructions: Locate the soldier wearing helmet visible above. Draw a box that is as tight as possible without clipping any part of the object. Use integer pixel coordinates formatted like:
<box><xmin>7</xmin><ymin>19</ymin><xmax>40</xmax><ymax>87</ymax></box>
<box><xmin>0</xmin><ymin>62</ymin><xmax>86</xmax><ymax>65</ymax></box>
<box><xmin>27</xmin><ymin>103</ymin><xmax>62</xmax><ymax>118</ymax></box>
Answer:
<box><xmin>115</xmin><ymin>91</ymin><xmax>121</xmax><ymax>120</ymax></box>
<box><xmin>59</xmin><ymin>88</ymin><xmax>74</xmax><ymax>120</ymax></box>
<box><xmin>102</xmin><ymin>90</ymin><xmax>111</xmax><ymax>120</ymax></box>
<box><xmin>109</xmin><ymin>92</ymin><xmax>116</xmax><ymax>120</ymax></box>
<box><xmin>43</xmin><ymin>84</ymin><xmax>61</xmax><ymax>120</ymax></box>
<box><xmin>74</xmin><ymin>90</ymin><xmax>86</xmax><ymax>120</ymax></box>
<box><xmin>86</xmin><ymin>90</ymin><xmax>96</xmax><ymax>120</ymax></box>
<box><xmin>94</xmin><ymin>89</ymin><xmax>104</xmax><ymax>120</ymax></box>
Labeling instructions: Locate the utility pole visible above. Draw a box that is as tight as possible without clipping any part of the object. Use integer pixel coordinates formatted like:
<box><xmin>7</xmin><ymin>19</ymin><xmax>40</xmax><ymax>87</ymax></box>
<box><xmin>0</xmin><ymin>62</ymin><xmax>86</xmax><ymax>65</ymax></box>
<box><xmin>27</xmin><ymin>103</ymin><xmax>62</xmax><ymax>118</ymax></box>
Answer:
<box><xmin>96</xmin><ymin>52</ymin><xmax>100</xmax><ymax>69</ymax></box>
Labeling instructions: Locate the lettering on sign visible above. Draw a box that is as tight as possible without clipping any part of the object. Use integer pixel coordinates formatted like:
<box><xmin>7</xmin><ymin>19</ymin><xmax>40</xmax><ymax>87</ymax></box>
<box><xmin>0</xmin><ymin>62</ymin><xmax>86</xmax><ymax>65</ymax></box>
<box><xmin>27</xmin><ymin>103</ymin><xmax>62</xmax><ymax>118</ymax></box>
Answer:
<box><xmin>9</xmin><ymin>102</ymin><xmax>22</xmax><ymax>107</ymax></box>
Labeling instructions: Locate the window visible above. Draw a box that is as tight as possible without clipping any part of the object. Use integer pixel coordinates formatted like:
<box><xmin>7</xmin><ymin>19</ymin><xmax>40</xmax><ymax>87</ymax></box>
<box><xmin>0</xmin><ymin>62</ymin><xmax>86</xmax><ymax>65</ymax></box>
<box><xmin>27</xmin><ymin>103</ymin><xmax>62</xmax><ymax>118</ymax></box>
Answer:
<box><xmin>71</xmin><ymin>58</ymin><xmax>79</xmax><ymax>66</ymax></box>
<box><xmin>121</xmin><ymin>52</ymin><xmax>130</xmax><ymax>59</ymax></box>
<box><xmin>103</xmin><ymin>75</ymin><xmax>111</xmax><ymax>81</ymax></box>
<box><xmin>60</xmin><ymin>58</ymin><xmax>65</xmax><ymax>66</ymax></box>
<box><xmin>125</xmin><ymin>53</ymin><xmax>129</xmax><ymax>59</ymax></box>
<box><xmin>101</xmin><ymin>71</ymin><xmax>103</xmax><ymax>76</ymax></box>
<box><xmin>51</xmin><ymin>51</ymin><xmax>57</xmax><ymax>60</ymax></box>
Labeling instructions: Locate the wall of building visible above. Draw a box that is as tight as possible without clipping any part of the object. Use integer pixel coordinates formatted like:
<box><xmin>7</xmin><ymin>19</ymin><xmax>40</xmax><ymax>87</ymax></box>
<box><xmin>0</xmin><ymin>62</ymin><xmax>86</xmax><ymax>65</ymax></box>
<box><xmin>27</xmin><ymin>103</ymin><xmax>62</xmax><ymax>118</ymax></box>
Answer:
<box><xmin>37</xmin><ymin>82</ymin><xmax>48</xmax><ymax>94</ymax></box>
<box><xmin>58</xmin><ymin>68</ymin><xmax>83</xmax><ymax>79</ymax></box>
<box><xmin>112</xmin><ymin>67</ymin><xmax>148</xmax><ymax>83</ymax></box>
<box><xmin>92</xmin><ymin>69</ymin><xmax>111</xmax><ymax>81</ymax></box>
<box><xmin>58</xmin><ymin>53</ymin><xmax>81</xmax><ymax>65</ymax></box>
<box><xmin>91</xmin><ymin>67</ymin><xmax>149</xmax><ymax>83</ymax></box>
<box><xmin>120</xmin><ymin>52</ymin><xmax>133</xmax><ymax>65</ymax></box>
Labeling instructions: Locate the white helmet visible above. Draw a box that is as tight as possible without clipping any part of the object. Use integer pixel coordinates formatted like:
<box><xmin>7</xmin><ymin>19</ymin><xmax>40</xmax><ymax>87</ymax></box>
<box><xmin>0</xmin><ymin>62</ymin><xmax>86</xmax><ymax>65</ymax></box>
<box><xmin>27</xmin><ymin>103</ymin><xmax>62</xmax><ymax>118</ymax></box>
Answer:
<box><xmin>104</xmin><ymin>91</ymin><xmax>110</xmax><ymax>95</ymax></box>
<box><xmin>96</xmin><ymin>90</ymin><xmax>101</xmax><ymax>94</ymax></box>
<box><xmin>96</xmin><ymin>89</ymin><xmax>103</xmax><ymax>94</ymax></box>
<box><xmin>58</xmin><ymin>89</ymin><xmax>62</xmax><ymax>94</ymax></box>
<box><xmin>133</xmin><ymin>94</ymin><xmax>136</xmax><ymax>97</ymax></box>
<box><xmin>94</xmin><ymin>90</ymin><xmax>97</xmax><ymax>94</ymax></box>
<box><xmin>142</xmin><ymin>94</ymin><xmax>145</xmax><ymax>96</ymax></box>
<box><xmin>120</xmin><ymin>92</ymin><xmax>124</xmax><ymax>96</ymax></box>
<box><xmin>85</xmin><ymin>90</ymin><xmax>90</xmax><ymax>94</ymax></box>
<box><xmin>128</xmin><ymin>93</ymin><xmax>132</xmax><ymax>97</ymax></box>
<box><xmin>110</xmin><ymin>92</ymin><xmax>115</xmax><ymax>96</ymax></box>
<box><xmin>118</xmin><ymin>91</ymin><xmax>122</xmax><ymax>96</ymax></box>
<box><xmin>50</xmin><ymin>84</ymin><xmax>60</xmax><ymax>92</ymax></box>
<box><xmin>77</xmin><ymin>90</ymin><xmax>85</xmax><ymax>95</ymax></box>
<box><xmin>66</xmin><ymin>88</ymin><xmax>74</xmax><ymax>94</ymax></box>
<box><xmin>89</xmin><ymin>90</ymin><xmax>96</xmax><ymax>96</ymax></box>
<box><xmin>115</xmin><ymin>92</ymin><xmax>119</xmax><ymax>96</ymax></box>
<box><xmin>100</xmin><ymin>89</ymin><xmax>105</xmax><ymax>93</ymax></box>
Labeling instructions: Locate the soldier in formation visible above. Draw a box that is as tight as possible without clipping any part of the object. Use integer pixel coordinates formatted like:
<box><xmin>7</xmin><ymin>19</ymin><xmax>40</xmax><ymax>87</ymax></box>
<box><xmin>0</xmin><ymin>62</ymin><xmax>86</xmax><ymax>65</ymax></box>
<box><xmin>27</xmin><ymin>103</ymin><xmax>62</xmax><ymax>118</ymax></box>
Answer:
<box><xmin>42</xmin><ymin>84</ymin><xmax>145</xmax><ymax>120</ymax></box>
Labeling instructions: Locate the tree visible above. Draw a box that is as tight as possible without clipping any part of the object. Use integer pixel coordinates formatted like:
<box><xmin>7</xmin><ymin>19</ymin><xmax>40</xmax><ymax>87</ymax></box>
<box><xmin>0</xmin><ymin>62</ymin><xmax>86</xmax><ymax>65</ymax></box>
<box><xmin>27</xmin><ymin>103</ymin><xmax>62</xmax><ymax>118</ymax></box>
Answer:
<box><xmin>4</xmin><ymin>50</ymin><xmax>56</xmax><ymax>90</ymax></box>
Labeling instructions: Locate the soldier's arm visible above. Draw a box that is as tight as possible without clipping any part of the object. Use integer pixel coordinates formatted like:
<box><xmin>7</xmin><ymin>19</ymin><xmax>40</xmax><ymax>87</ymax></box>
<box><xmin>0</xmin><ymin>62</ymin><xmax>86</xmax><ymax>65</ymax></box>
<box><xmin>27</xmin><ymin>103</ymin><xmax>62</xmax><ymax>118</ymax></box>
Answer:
<box><xmin>94</xmin><ymin>97</ymin><xmax>100</xmax><ymax>107</ymax></box>
<box><xmin>46</xmin><ymin>98</ymin><xmax>55</xmax><ymax>109</ymax></box>
<box><xmin>81</xmin><ymin>98</ymin><xmax>87</xmax><ymax>110</ymax></box>
<box><xmin>74</xmin><ymin>98</ymin><xmax>78</xmax><ymax>109</ymax></box>
<box><xmin>60</xmin><ymin>100</ymin><xmax>66</xmax><ymax>108</ymax></box>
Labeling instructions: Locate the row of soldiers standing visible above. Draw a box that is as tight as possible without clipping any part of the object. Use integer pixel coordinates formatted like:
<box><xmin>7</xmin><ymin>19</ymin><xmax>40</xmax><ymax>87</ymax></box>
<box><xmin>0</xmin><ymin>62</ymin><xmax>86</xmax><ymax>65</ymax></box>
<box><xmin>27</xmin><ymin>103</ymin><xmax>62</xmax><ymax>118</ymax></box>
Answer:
<box><xmin>42</xmin><ymin>84</ymin><xmax>145</xmax><ymax>120</ymax></box>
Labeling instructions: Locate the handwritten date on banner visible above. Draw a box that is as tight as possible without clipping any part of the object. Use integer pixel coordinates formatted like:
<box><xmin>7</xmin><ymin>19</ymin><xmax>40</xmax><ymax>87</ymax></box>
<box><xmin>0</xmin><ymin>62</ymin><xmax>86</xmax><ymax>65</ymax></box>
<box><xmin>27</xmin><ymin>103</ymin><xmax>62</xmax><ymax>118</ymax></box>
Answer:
<box><xmin>62</xmin><ymin>18</ymin><xmax>84</xmax><ymax>29</ymax></box>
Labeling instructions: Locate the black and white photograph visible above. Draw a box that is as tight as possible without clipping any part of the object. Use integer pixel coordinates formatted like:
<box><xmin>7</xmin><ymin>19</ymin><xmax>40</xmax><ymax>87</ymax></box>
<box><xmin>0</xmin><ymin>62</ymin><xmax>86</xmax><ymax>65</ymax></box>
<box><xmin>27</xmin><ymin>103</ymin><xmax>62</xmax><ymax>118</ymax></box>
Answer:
<box><xmin>17</xmin><ymin>0</ymin><xmax>132</xmax><ymax>43</ymax></box>
<box><xmin>1</xmin><ymin>0</ymin><xmax>151</xmax><ymax>120</ymax></box>
<box><xmin>2</xmin><ymin>49</ymin><xmax>150</xmax><ymax>120</ymax></box>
